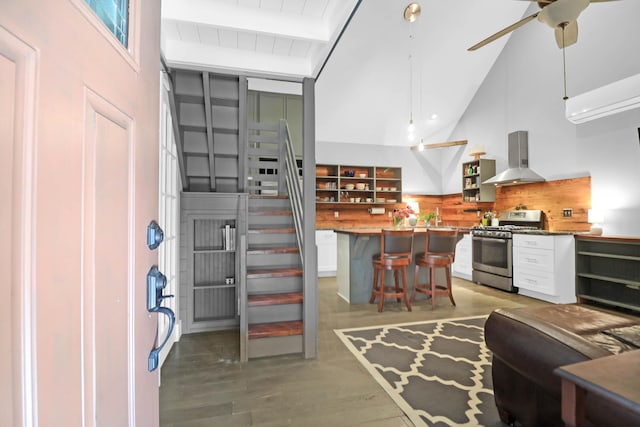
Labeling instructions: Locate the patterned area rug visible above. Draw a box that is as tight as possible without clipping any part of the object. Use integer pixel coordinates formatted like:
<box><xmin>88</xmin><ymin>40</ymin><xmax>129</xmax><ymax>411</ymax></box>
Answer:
<box><xmin>335</xmin><ymin>316</ymin><xmax>502</xmax><ymax>427</ymax></box>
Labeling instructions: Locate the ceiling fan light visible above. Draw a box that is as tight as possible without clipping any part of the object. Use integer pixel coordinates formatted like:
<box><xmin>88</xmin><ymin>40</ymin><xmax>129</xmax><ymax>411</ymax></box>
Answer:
<box><xmin>537</xmin><ymin>0</ymin><xmax>589</xmax><ymax>28</ymax></box>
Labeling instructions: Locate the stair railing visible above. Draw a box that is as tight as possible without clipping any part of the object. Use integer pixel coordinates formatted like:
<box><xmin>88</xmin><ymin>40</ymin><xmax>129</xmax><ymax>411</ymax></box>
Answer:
<box><xmin>280</xmin><ymin>119</ymin><xmax>304</xmax><ymax>264</ymax></box>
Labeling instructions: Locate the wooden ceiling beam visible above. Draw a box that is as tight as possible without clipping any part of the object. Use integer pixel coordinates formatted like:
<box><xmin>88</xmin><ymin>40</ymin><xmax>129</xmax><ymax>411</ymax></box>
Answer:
<box><xmin>409</xmin><ymin>139</ymin><xmax>468</xmax><ymax>151</ymax></box>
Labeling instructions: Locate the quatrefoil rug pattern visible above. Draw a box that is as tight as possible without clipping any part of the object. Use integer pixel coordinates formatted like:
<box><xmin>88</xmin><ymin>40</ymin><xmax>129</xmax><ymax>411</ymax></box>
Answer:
<box><xmin>335</xmin><ymin>316</ymin><xmax>501</xmax><ymax>427</ymax></box>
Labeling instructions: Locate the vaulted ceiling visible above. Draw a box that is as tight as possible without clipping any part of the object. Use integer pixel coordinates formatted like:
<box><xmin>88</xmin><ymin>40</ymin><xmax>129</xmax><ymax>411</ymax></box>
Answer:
<box><xmin>160</xmin><ymin>0</ymin><xmax>538</xmax><ymax>145</ymax></box>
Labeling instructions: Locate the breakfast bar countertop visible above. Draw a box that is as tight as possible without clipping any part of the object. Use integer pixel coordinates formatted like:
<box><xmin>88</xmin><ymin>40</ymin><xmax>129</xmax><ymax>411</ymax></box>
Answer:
<box><xmin>334</xmin><ymin>226</ymin><xmax>472</xmax><ymax>235</ymax></box>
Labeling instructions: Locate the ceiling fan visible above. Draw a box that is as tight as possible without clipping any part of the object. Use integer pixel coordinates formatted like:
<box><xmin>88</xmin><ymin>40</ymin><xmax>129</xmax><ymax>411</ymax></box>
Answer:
<box><xmin>468</xmin><ymin>0</ymin><xmax>617</xmax><ymax>51</ymax></box>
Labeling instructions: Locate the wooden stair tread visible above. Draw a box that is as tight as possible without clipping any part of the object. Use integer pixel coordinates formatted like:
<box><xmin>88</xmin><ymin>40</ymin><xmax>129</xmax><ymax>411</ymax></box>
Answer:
<box><xmin>247</xmin><ymin>267</ymin><xmax>302</xmax><ymax>279</ymax></box>
<box><xmin>248</xmin><ymin>292</ymin><xmax>303</xmax><ymax>306</ymax></box>
<box><xmin>247</xmin><ymin>244</ymin><xmax>299</xmax><ymax>255</ymax></box>
<box><xmin>249</xmin><ymin>195</ymin><xmax>290</xmax><ymax>200</ymax></box>
<box><xmin>248</xmin><ymin>320</ymin><xmax>303</xmax><ymax>339</ymax></box>
<box><xmin>248</xmin><ymin>227</ymin><xmax>295</xmax><ymax>234</ymax></box>
<box><xmin>248</xmin><ymin>209</ymin><xmax>293</xmax><ymax>216</ymax></box>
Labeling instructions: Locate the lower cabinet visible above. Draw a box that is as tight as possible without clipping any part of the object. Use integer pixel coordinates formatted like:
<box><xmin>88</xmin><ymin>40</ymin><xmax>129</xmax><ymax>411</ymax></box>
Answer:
<box><xmin>452</xmin><ymin>234</ymin><xmax>472</xmax><ymax>281</ymax></box>
<box><xmin>513</xmin><ymin>234</ymin><xmax>576</xmax><ymax>304</ymax></box>
<box><xmin>316</xmin><ymin>229</ymin><xmax>337</xmax><ymax>277</ymax></box>
<box><xmin>575</xmin><ymin>236</ymin><xmax>640</xmax><ymax>313</ymax></box>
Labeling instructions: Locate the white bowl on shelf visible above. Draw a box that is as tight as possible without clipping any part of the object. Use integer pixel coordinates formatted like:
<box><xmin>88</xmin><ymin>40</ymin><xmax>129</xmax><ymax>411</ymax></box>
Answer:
<box><xmin>376</xmin><ymin>187</ymin><xmax>382</xmax><ymax>191</ymax></box>
<box><xmin>345</xmin><ymin>184</ymin><xmax>355</xmax><ymax>190</ymax></box>
<box><xmin>387</xmin><ymin>199</ymin><xmax>397</xmax><ymax>203</ymax></box>
<box><xmin>375</xmin><ymin>198</ymin><xmax>385</xmax><ymax>203</ymax></box>
<box><xmin>359</xmin><ymin>173</ymin><xmax>366</xmax><ymax>178</ymax></box>
<box><xmin>355</xmin><ymin>183</ymin><xmax>366</xmax><ymax>190</ymax></box>
<box><xmin>390</xmin><ymin>187</ymin><xmax>397</xmax><ymax>191</ymax></box>
<box><xmin>382</xmin><ymin>187</ymin><xmax>390</xmax><ymax>191</ymax></box>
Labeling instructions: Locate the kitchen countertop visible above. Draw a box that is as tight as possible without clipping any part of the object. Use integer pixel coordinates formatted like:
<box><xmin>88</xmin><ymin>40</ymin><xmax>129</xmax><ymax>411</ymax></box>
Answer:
<box><xmin>511</xmin><ymin>230</ymin><xmax>585</xmax><ymax>236</ymax></box>
<box><xmin>334</xmin><ymin>226</ymin><xmax>471</xmax><ymax>235</ymax></box>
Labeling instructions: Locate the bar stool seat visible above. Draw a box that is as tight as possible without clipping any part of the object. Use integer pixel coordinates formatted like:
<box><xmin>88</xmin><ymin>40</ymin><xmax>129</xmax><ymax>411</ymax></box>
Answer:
<box><xmin>369</xmin><ymin>228</ymin><xmax>414</xmax><ymax>312</ymax></box>
<box><xmin>412</xmin><ymin>228</ymin><xmax>459</xmax><ymax>309</ymax></box>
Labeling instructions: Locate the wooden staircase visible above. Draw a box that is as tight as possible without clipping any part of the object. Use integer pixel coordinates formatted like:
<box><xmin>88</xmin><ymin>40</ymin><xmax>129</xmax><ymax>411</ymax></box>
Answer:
<box><xmin>245</xmin><ymin>194</ymin><xmax>303</xmax><ymax>359</ymax></box>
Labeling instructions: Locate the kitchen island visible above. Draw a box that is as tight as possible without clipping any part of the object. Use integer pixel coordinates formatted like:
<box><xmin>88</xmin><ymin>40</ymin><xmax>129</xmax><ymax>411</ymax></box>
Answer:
<box><xmin>334</xmin><ymin>227</ymin><xmax>468</xmax><ymax>304</ymax></box>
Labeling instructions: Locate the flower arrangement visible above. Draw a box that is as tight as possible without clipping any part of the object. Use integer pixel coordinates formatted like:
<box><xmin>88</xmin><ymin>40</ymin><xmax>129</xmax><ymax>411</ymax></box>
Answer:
<box><xmin>418</xmin><ymin>211</ymin><xmax>435</xmax><ymax>226</ymax></box>
<box><xmin>392</xmin><ymin>205</ymin><xmax>415</xmax><ymax>227</ymax></box>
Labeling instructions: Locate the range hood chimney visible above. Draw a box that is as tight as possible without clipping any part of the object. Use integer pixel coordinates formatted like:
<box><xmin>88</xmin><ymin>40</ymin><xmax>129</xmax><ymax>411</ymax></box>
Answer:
<box><xmin>483</xmin><ymin>131</ymin><xmax>545</xmax><ymax>186</ymax></box>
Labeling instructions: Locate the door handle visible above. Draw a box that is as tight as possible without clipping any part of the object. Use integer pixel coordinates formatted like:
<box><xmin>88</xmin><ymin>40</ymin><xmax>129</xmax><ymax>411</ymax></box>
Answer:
<box><xmin>147</xmin><ymin>266</ymin><xmax>175</xmax><ymax>372</ymax></box>
<box><xmin>147</xmin><ymin>220</ymin><xmax>164</xmax><ymax>250</ymax></box>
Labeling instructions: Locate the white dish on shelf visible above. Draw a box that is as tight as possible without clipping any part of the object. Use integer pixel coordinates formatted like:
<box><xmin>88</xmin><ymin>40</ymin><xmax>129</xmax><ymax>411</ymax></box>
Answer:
<box><xmin>387</xmin><ymin>199</ymin><xmax>397</xmax><ymax>203</ymax></box>
<box><xmin>375</xmin><ymin>198</ymin><xmax>385</xmax><ymax>203</ymax></box>
<box><xmin>345</xmin><ymin>184</ymin><xmax>354</xmax><ymax>190</ymax></box>
<box><xmin>390</xmin><ymin>187</ymin><xmax>397</xmax><ymax>191</ymax></box>
<box><xmin>359</xmin><ymin>173</ymin><xmax>366</xmax><ymax>178</ymax></box>
<box><xmin>355</xmin><ymin>183</ymin><xmax>366</xmax><ymax>190</ymax></box>
<box><xmin>376</xmin><ymin>187</ymin><xmax>382</xmax><ymax>191</ymax></box>
<box><xmin>382</xmin><ymin>187</ymin><xmax>390</xmax><ymax>191</ymax></box>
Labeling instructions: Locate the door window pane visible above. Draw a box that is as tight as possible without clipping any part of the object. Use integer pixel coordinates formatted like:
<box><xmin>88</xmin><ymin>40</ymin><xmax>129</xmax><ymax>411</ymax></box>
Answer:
<box><xmin>85</xmin><ymin>0</ymin><xmax>129</xmax><ymax>47</ymax></box>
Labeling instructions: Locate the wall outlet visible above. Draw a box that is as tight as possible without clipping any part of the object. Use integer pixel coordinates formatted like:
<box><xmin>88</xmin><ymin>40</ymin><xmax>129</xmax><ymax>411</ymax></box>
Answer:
<box><xmin>563</xmin><ymin>208</ymin><xmax>573</xmax><ymax>217</ymax></box>
<box><xmin>334</xmin><ymin>211</ymin><xmax>339</xmax><ymax>218</ymax></box>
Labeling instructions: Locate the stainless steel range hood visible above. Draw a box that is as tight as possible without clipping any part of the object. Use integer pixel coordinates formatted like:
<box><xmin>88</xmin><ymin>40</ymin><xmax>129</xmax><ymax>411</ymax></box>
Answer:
<box><xmin>483</xmin><ymin>131</ymin><xmax>545</xmax><ymax>186</ymax></box>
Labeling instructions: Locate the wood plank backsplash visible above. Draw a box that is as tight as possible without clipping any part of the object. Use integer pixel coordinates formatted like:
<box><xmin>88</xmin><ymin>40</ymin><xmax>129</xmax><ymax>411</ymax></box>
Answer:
<box><xmin>316</xmin><ymin>176</ymin><xmax>591</xmax><ymax>232</ymax></box>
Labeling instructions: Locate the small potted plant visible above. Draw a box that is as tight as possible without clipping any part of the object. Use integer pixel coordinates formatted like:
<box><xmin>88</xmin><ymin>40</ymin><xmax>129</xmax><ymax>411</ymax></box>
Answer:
<box><xmin>418</xmin><ymin>211</ymin><xmax>435</xmax><ymax>227</ymax></box>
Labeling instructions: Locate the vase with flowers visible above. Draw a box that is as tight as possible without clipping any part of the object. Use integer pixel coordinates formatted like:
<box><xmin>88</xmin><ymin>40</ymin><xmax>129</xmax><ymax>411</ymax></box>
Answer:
<box><xmin>392</xmin><ymin>205</ymin><xmax>415</xmax><ymax>227</ymax></box>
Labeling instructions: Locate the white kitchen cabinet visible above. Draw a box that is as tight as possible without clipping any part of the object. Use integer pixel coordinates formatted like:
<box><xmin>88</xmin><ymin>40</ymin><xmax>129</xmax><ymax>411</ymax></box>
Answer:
<box><xmin>452</xmin><ymin>234</ymin><xmax>473</xmax><ymax>281</ymax></box>
<box><xmin>513</xmin><ymin>234</ymin><xmax>576</xmax><ymax>304</ymax></box>
<box><xmin>316</xmin><ymin>229</ymin><xmax>337</xmax><ymax>277</ymax></box>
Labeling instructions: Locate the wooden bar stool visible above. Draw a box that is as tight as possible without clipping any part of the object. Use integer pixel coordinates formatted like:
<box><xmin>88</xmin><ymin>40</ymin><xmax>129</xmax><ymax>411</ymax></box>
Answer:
<box><xmin>370</xmin><ymin>228</ymin><xmax>414</xmax><ymax>312</ymax></box>
<box><xmin>412</xmin><ymin>228</ymin><xmax>459</xmax><ymax>309</ymax></box>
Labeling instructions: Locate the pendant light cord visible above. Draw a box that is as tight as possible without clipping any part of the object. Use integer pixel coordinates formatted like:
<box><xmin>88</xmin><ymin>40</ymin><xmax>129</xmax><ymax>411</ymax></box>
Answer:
<box><xmin>409</xmin><ymin>49</ymin><xmax>413</xmax><ymax>122</ymax></box>
<box><xmin>562</xmin><ymin>24</ymin><xmax>568</xmax><ymax>101</ymax></box>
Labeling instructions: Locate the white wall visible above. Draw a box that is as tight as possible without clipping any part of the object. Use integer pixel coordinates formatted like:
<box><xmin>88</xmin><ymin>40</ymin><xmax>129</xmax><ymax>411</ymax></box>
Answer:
<box><xmin>316</xmin><ymin>1</ymin><xmax>640</xmax><ymax>236</ymax></box>
<box><xmin>316</xmin><ymin>141</ymin><xmax>443</xmax><ymax>194</ymax></box>
<box><xmin>445</xmin><ymin>1</ymin><xmax>640</xmax><ymax>236</ymax></box>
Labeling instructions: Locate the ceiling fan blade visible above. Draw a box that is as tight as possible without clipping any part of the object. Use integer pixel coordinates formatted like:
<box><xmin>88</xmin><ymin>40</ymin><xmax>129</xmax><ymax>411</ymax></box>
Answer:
<box><xmin>554</xmin><ymin>20</ymin><xmax>578</xmax><ymax>48</ymax></box>
<box><xmin>468</xmin><ymin>12</ymin><xmax>539</xmax><ymax>51</ymax></box>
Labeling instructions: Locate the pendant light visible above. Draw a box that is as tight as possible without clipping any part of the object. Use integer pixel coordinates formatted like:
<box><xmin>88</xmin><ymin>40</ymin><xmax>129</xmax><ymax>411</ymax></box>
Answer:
<box><xmin>404</xmin><ymin>3</ymin><xmax>420</xmax><ymax>141</ymax></box>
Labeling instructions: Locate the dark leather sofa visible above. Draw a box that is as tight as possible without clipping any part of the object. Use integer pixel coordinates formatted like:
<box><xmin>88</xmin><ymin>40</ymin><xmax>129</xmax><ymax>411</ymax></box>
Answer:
<box><xmin>485</xmin><ymin>304</ymin><xmax>640</xmax><ymax>427</ymax></box>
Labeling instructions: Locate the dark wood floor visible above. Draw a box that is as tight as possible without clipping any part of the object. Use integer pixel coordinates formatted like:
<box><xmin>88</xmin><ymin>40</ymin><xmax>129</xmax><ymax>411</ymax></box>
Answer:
<box><xmin>159</xmin><ymin>277</ymin><xmax>548</xmax><ymax>426</ymax></box>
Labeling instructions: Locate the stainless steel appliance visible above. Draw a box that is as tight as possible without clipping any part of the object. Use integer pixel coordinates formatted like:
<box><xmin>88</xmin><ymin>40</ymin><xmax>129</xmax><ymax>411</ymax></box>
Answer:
<box><xmin>472</xmin><ymin>209</ymin><xmax>543</xmax><ymax>292</ymax></box>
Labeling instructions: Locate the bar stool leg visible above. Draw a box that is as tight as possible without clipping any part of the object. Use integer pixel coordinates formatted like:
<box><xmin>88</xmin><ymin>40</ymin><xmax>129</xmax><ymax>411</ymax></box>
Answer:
<box><xmin>447</xmin><ymin>266</ymin><xmax>456</xmax><ymax>306</ymax></box>
<box><xmin>378</xmin><ymin>269</ymin><xmax>386</xmax><ymax>312</ymax></box>
<box><xmin>401</xmin><ymin>267</ymin><xmax>412</xmax><ymax>311</ymax></box>
<box><xmin>431</xmin><ymin>267</ymin><xmax>437</xmax><ymax>309</ymax></box>
<box><xmin>394</xmin><ymin>269</ymin><xmax>401</xmax><ymax>302</ymax></box>
<box><xmin>370</xmin><ymin>266</ymin><xmax>378</xmax><ymax>304</ymax></box>
<box><xmin>411</xmin><ymin>264</ymin><xmax>420</xmax><ymax>302</ymax></box>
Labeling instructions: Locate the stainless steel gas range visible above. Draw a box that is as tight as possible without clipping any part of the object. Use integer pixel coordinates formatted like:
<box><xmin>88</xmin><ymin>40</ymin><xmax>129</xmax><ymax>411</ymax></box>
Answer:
<box><xmin>471</xmin><ymin>209</ymin><xmax>543</xmax><ymax>292</ymax></box>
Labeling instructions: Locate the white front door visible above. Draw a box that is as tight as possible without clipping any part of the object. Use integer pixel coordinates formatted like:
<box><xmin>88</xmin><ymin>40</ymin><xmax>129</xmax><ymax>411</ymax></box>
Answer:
<box><xmin>0</xmin><ymin>1</ymin><xmax>162</xmax><ymax>425</ymax></box>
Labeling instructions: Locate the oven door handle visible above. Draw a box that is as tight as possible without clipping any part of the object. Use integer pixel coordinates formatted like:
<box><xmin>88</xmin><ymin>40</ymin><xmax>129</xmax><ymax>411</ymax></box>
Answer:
<box><xmin>473</xmin><ymin>236</ymin><xmax>510</xmax><ymax>244</ymax></box>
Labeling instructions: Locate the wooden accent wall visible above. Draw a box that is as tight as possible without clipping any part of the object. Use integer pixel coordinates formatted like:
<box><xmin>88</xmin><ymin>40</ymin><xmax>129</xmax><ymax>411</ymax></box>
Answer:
<box><xmin>494</xmin><ymin>176</ymin><xmax>591</xmax><ymax>232</ymax></box>
<box><xmin>316</xmin><ymin>176</ymin><xmax>592</xmax><ymax>232</ymax></box>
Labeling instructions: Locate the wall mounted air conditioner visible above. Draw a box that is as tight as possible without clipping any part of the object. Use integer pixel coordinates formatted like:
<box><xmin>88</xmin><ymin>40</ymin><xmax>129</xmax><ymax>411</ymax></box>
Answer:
<box><xmin>565</xmin><ymin>73</ymin><xmax>640</xmax><ymax>124</ymax></box>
